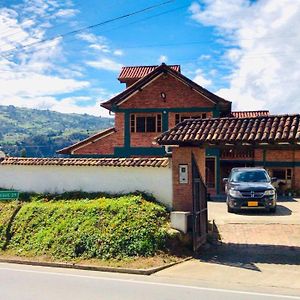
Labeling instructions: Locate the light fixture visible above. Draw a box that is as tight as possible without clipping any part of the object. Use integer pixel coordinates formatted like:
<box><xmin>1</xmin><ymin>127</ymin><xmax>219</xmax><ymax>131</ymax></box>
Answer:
<box><xmin>160</xmin><ymin>92</ymin><xmax>166</xmax><ymax>101</ymax></box>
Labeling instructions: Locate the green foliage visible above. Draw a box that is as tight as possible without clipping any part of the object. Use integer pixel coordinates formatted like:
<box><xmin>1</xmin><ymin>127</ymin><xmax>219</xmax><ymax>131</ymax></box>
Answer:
<box><xmin>0</xmin><ymin>202</ymin><xmax>20</xmax><ymax>249</ymax></box>
<box><xmin>6</xmin><ymin>196</ymin><xmax>169</xmax><ymax>259</ymax></box>
<box><xmin>0</xmin><ymin>105</ymin><xmax>114</xmax><ymax>157</ymax></box>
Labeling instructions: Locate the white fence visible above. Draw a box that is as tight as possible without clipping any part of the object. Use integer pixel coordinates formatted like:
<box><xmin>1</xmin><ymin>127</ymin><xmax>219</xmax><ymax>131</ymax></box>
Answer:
<box><xmin>0</xmin><ymin>164</ymin><xmax>173</xmax><ymax>208</ymax></box>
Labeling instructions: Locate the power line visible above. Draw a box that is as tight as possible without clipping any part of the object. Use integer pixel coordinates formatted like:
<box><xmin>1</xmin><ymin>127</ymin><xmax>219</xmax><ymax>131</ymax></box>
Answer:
<box><xmin>1</xmin><ymin>4</ymin><xmax>188</xmax><ymax>58</ymax></box>
<box><xmin>0</xmin><ymin>0</ymin><xmax>176</xmax><ymax>57</ymax></box>
<box><xmin>0</xmin><ymin>0</ymin><xmax>125</xmax><ymax>49</ymax></box>
<box><xmin>0</xmin><ymin>3</ymin><xmax>185</xmax><ymax>64</ymax></box>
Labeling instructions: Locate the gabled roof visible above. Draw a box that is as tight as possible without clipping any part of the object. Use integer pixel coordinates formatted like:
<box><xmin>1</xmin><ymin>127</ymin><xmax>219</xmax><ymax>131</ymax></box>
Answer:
<box><xmin>101</xmin><ymin>63</ymin><xmax>231</xmax><ymax>111</ymax></box>
<box><xmin>156</xmin><ymin>114</ymin><xmax>300</xmax><ymax>146</ymax></box>
<box><xmin>232</xmin><ymin>110</ymin><xmax>269</xmax><ymax>118</ymax></box>
<box><xmin>118</xmin><ymin>65</ymin><xmax>181</xmax><ymax>82</ymax></box>
<box><xmin>1</xmin><ymin>157</ymin><xmax>170</xmax><ymax>168</ymax></box>
<box><xmin>57</xmin><ymin>127</ymin><xmax>116</xmax><ymax>155</ymax></box>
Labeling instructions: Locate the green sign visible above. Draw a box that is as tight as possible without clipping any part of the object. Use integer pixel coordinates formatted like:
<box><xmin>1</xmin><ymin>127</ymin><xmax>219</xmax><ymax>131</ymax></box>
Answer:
<box><xmin>0</xmin><ymin>191</ymin><xmax>19</xmax><ymax>200</ymax></box>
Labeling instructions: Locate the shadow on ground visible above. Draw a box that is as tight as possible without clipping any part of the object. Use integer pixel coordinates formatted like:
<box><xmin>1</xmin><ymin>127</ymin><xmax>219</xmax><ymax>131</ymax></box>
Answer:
<box><xmin>231</xmin><ymin>204</ymin><xmax>292</xmax><ymax>216</ymax></box>
<box><xmin>210</xmin><ymin>196</ymin><xmax>299</xmax><ymax>203</ymax></box>
<box><xmin>198</xmin><ymin>243</ymin><xmax>300</xmax><ymax>272</ymax></box>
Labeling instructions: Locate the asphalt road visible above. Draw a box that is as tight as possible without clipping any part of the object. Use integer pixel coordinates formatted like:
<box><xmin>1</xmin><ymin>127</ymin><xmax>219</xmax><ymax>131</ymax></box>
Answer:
<box><xmin>0</xmin><ymin>263</ymin><xmax>300</xmax><ymax>300</ymax></box>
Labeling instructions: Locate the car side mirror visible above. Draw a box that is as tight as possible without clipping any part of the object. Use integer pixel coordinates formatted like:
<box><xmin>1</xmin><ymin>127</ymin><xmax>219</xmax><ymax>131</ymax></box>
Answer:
<box><xmin>271</xmin><ymin>177</ymin><xmax>277</xmax><ymax>183</ymax></box>
<box><xmin>223</xmin><ymin>178</ymin><xmax>228</xmax><ymax>183</ymax></box>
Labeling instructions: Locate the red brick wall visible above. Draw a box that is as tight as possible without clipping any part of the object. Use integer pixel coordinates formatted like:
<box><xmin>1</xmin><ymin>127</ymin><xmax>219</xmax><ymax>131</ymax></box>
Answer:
<box><xmin>254</xmin><ymin>149</ymin><xmax>264</xmax><ymax>161</ymax></box>
<box><xmin>73</xmin><ymin>113</ymin><xmax>125</xmax><ymax>155</ymax></box>
<box><xmin>172</xmin><ymin>147</ymin><xmax>205</xmax><ymax>211</ymax></box>
<box><xmin>255</xmin><ymin>149</ymin><xmax>300</xmax><ymax>191</ymax></box>
<box><xmin>265</xmin><ymin>150</ymin><xmax>294</xmax><ymax>161</ymax></box>
<box><xmin>119</xmin><ymin>73</ymin><xmax>215</xmax><ymax>109</ymax></box>
<box><xmin>294</xmin><ymin>167</ymin><xmax>300</xmax><ymax>190</ymax></box>
<box><xmin>129</xmin><ymin>112</ymin><xmax>161</xmax><ymax>148</ymax></box>
<box><xmin>131</xmin><ymin>132</ymin><xmax>160</xmax><ymax>147</ymax></box>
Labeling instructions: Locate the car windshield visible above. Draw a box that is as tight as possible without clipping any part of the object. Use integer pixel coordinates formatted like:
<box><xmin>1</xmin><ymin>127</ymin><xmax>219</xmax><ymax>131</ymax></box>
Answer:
<box><xmin>230</xmin><ymin>170</ymin><xmax>270</xmax><ymax>183</ymax></box>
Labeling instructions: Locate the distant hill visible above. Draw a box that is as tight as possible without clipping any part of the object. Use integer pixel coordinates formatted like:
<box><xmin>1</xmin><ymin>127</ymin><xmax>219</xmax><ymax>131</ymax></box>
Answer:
<box><xmin>0</xmin><ymin>105</ymin><xmax>114</xmax><ymax>157</ymax></box>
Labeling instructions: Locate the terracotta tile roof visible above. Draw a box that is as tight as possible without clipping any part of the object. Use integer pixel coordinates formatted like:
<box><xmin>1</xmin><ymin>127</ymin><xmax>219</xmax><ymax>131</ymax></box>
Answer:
<box><xmin>57</xmin><ymin>127</ymin><xmax>116</xmax><ymax>155</ymax></box>
<box><xmin>0</xmin><ymin>157</ymin><xmax>170</xmax><ymax>168</ymax></box>
<box><xmin>156</xmin><ymin>114</ymin><xmax>300</xmax><ymax>146</ymax></box>
<box><xmin>118</xmin><ymin>64</ymin><xmax>181</xmax><ymax>82</ymax></box>
<box><xmin>232</xmin><ymin>111</ymin><xmax>270</xmax><ymax>118</ymax></box>
<box><xmin>102</xmin><ymin>64</ymin><xmax>231</xmax><ymax>113</ymax></box>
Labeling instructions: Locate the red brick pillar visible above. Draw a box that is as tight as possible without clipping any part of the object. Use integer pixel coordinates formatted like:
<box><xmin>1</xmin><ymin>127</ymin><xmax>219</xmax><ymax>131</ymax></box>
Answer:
<box><xmin>172</xmin><ymin>147</ymin><xmax>206</xmax><ymax>211</ymax></box>
<box><xmin>294</xmin><ymin>150</ymin><xmax>300</xmax><ymax>191</ymax></box>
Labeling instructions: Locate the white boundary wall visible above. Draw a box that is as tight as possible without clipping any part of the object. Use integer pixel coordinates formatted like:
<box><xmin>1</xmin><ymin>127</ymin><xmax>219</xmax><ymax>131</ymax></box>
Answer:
<box><xmin>0</xmin><ymin>165</ymin><xmax>173</xmax><ymax>208</ymax></box>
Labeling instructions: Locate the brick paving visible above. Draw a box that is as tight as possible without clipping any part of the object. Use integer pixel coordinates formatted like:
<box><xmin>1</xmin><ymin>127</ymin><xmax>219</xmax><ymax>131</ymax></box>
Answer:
<box><xmin>217</xmin><ymin>224</ymin><xmax>300</xmax><ymax>247</ymax></box>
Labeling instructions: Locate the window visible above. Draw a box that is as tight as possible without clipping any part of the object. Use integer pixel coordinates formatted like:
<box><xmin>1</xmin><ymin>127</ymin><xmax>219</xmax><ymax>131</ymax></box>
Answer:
<box><xmin>136</xmin><ymin>117</ymin><xmax>146</xmax><ymax>132</ymax></box>
<box><xmin>272</xmin><ymin>169</ymin><xmax>292</xmax><ymax>180</ymax></box>
<box><xmin>146</xmin><ymin>117</ymin><xmax>156</xmax><ymax>132</ymax></box>
<box><xmin>272</xmin><ymin>169</ymin><xmax>286</xmax><ymax>180</ymax></box>
<box><xmin>130</xmin><ymin>114</ymin><xmax>135</xmax><ymax>132</ymax></box>
<box><xmin>131</xmin><ymin>114</ymin><xmax>162</xmax><ymax>133</ymax></box>
<box><xmin>175</xmin><ymin>113</ymin><xmax>208</xmax><ymax>125</ymax></box>
<box><xmin>157</xmin><ymin>114</ymin><xmax>162</xmax><ymax>132</ymax></box>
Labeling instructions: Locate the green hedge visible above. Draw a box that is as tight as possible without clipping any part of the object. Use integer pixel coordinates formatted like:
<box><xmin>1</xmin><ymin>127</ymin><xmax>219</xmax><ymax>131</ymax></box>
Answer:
<box><xmin>6</xmin><ymin>196</ymin><xmax>169</xmax><ymax>259</ymax></box>
<box><xmin>0</xmin><ymin>201</ymin><xmax>20</xmax><ymax>249</ymax></box>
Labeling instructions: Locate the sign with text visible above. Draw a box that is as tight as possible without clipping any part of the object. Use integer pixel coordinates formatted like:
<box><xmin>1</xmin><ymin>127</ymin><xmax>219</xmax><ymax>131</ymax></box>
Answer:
<box><xmin>0</xmin><ymin>191</ymin><xmax>19</xmax><ymax>200</ymax></box>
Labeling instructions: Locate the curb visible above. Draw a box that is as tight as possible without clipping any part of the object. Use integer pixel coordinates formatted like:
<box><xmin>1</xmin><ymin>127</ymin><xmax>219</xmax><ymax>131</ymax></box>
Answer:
<box><xmin>0</xmin><ymin>257</ymin><xmax>192</xmax><ymax>276</ymax></box>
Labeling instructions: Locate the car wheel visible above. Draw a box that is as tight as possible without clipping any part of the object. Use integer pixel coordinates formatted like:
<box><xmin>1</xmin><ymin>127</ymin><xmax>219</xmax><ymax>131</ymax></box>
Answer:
<box><xmin>227</xmin><ymin>205</ymin><xmax>235</xmax><ymax>213</ymax></box>
<box><xmin>269</xmin><ymin>206</ymin><xmax>277</xmax><ymax>213</ymax></box>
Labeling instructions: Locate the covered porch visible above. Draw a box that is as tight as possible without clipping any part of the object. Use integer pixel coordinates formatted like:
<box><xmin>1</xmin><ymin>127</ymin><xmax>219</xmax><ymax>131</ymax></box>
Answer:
<box><xmin>157</xmin><ymin>114</ymin><xmax>300</xmax><ymax>197</ymax></box>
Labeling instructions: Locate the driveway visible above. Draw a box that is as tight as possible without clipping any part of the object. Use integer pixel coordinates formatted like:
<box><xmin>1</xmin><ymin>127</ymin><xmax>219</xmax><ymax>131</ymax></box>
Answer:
<box><xmin>208</xmin><ymin>197</ymin><xmax>300</xmax><ymax>225</ymax></box>
<box><xmin>208</xmin><ymin>197</ymin><xmax>300</xmax><ymax>248</ymax></box>
<box><xmin>155</xmin><ymin>198</ymin><xmax>300</xmax><ymax>296</ymax></box>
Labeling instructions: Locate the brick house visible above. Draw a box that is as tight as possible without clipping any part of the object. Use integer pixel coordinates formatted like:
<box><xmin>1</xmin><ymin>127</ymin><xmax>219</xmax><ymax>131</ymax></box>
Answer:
<box><xmin>58</xmin><ymin>63</ymin><xmax>300</xmax><ymax>196</ymax></box>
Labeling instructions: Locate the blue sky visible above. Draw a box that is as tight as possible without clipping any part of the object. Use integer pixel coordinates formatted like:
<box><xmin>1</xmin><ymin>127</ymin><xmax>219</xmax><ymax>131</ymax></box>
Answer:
<box><xmin>0</xmin><ymin>0</ymin><xmax>300</xmax><ymax>116</ymax></box>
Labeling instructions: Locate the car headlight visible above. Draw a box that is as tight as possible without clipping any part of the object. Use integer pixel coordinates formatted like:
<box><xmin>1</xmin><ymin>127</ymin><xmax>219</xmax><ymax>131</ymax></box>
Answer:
<box><xmin>264</xmin><ymin>189</ymin><xmax>275</xmax><ymax>196</ymax></box>
<box><xmin>229</xmin><ymin>189</ymin><xmax>242</xmax><ymax>198</ymax></box>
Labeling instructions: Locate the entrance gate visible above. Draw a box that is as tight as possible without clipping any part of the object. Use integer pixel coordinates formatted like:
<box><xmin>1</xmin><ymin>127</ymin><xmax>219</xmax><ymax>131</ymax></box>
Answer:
<box><xmin>192</xmin><ymin>154</ymin><xmax>208</xmax><ymax>252</ymax></box>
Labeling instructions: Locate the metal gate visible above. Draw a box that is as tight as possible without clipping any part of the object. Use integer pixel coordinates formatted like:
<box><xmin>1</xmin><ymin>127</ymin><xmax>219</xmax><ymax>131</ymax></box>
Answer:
<box><xmin>192</xmin><ymin>154</ymin><xmax>208</xmax><ymax>252</ymax></box>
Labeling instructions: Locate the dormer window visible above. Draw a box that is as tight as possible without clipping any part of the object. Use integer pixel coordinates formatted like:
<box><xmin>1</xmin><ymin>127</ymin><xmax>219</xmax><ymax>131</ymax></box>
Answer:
<box><xmin>131</xmin><ymin>114</ymin><xmax>162</xmax><ymax>133</ymax></box>
<box><xmin>175</xmin><ymin>113</ymin><xmax>208</xmax><ymax>125</ymax></box>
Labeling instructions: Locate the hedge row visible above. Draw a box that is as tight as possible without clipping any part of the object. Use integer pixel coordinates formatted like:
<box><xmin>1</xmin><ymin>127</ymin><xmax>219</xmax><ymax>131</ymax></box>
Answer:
<box><xmin>0</xmin><ymin>196</ymin><xmax>169</xmax><ymax>260</ymax></box>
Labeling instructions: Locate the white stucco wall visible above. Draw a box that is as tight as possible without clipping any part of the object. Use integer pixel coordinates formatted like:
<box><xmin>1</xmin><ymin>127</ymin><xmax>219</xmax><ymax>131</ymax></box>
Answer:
<box><xmin>0</xmin><ymin>165</ymin><xmax>173</xmax><ymax>208</ymax></box>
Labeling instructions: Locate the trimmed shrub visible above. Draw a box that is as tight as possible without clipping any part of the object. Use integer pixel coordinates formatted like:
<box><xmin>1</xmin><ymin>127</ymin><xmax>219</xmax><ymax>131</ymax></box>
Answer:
<box><xmin>8</xmin><ymin>196</ymin><xmax>169</xmax><ymax>259</ymax></box>
<box><xmin>0</xmin><ymin>201</ymin><xmax>20</xmax><ymax>249</ymax></box>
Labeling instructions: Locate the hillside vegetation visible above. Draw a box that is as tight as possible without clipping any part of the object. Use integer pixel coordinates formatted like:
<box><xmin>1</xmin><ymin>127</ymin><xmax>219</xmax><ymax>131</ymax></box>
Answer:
<box><xmin>0</xmin><ymin>105</ymin><xmax>113</xmax><ymax>157</ymax></box>
<box><xmin>0</xmin><ymin>195</ymin><xmax>170</xmax><ymax>260</ymax></box>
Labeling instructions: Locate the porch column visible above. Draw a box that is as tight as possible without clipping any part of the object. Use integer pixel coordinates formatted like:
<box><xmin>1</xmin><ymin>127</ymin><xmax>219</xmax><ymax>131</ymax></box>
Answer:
<box><xmin>171</xmin><ymin>147</ymin><xmax>206</xmax><ymax>211</ymax></box>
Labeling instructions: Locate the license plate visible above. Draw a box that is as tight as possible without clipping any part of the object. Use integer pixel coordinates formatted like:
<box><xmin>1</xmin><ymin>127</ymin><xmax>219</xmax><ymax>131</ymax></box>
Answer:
<box><xmin>248</xmin><ymin>201</ymin><xmax>258</xmax><ymax>207</ymax></box>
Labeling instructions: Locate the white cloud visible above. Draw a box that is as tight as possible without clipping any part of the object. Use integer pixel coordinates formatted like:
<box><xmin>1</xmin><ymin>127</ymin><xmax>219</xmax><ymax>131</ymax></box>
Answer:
<box><xmin>193</xmin><ymin>69</ymin><xmax>212</xmax><ymax>87</ymax></box>
<box><xmin>0</xmin><ymin>73</ymin><xmax>89</xmax><ymax>97</ymax></box>
<box><xmin>0</xmin><ymin>95</ymin><xmax>111</xmax><ymax>117</ymax></box>
<box><xmin>55</xmin><ymin>8</ymin><xmax>78</xmax><ymax>18</ymax></box>
<box><xmin>189</xmin><ymin>0</ymin><xmax>300</xmax><ymax>113</ymax></box>
<box><xmin>199</xmin><ymin>54</ymin><xmax>211</xmax><ymax>60</ymax></box>
<box><xmin>77</xmin><ymin>32</ymin><xmax>122</xmax><ymax>55</ymax></box>
<box><xmin>113</xmin><ymin>49</ymin><xmax>123</xmax><ymax>56</ymax></box>
<box><xmin>158</xmin><ymin>55</ymin><xmax>168</xmax><ymax>63</ymax></box>
<box><xmin>86</xmin><ymin>58</ymin><xmax>123</xmax><ymax>72</ymax></box>
<box><xmin>77</xmin><ymin>32</ymin><xmax>98</xmax><ymax>43</ymax></box>
<box><xmin>0</xmin><ymin>0</ymin><xmax>103</xmax><ymax>117</ymax></box>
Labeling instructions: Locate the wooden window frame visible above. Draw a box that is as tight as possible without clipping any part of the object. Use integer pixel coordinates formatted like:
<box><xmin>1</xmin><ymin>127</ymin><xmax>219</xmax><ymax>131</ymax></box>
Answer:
<box><xmin>175</xmin><ymin>113</ymin><xmax>208</xmax><ymax>125</ymax></box>
<box><xmin>130</xmin><ymin>114</ymin><xmax>162</xmax><ymax>133</ymax></box>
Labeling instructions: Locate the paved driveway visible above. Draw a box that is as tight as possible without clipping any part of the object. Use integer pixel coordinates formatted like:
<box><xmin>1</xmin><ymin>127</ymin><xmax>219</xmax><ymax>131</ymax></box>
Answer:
<box><xmin>208</xmin><ymin>197</ymin><xmax>300</xmax><ymax>247</ymax></box>
<box><xmin>208</xmin><ymin>197</ymin><xmax>300</xmax><ymax>225</ymax></box>
<box><xmin>155</xmin><ymin>198</ymin><xmax>300</xmax><ymax>296</ymax></box>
